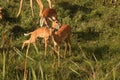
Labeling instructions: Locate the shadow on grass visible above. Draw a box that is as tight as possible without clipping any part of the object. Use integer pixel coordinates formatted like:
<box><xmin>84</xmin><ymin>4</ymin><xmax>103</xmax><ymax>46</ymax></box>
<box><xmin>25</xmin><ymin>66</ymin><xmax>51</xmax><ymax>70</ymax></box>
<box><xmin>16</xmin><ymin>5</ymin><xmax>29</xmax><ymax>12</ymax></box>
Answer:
<box><xmin>81</xmin><ymin>45</ymin><xmax>109</xmax><ymax>61</ymax></box>
<box><xmin>72</xmin><ymin>28</ymin><xmax>110</xmax><ymax>60</ymax></box>
<box><xmin>10</xmin><ymin>25</ymin><xmax>26</xmax><ymax>38</ymax></box>
<box><xmin>94</xmin><ymin>45</ymin><xmax>109</xmax><ymax>59</ymax></box>
<box><xmin>1</xmin><ymin>7</ymin><xmax>21</xmax><ymax>23</ymax></box>
<box><xmin>57</xmin><ymin>2</ymin><xmax>92</xmax><ymax>18</ymax></box>
<box><xmin>73</xmin><ymin>27</ymin><xmax>100</xmax><ymax>42</ymax></box>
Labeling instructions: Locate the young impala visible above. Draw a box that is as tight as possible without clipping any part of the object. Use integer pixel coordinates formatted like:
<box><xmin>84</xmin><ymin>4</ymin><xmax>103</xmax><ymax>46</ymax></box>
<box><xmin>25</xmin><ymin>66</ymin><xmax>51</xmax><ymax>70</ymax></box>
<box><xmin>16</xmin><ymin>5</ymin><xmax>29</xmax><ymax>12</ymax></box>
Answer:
<box><xmin>21</xmin><ymin>20</ymin><xmax>61</xmax><ymax>56</ymax></box>
<box><xmin>51</xmin><ymin>24</ymin><xmax>71</xmax><ymax>66</ymax></box>
<box><xmin>36</xmin><ymin>0</ymin><xmax>59</xmax><ymax>27</ymax></box>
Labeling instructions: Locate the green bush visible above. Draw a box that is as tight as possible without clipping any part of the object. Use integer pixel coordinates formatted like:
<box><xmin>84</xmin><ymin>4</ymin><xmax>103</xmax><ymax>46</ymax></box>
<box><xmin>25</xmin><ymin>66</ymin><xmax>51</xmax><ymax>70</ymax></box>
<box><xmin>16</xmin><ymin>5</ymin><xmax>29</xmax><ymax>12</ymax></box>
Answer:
<box><xmin>0</xmin><ymin>0</ymin><xmax>120</xmax><ymax>80</ymax></box>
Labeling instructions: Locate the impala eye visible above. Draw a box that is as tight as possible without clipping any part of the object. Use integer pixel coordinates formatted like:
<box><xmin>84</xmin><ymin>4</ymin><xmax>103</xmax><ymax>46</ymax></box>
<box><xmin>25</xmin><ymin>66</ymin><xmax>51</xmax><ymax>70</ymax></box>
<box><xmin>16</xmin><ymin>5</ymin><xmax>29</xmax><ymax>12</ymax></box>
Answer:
<box><xmin>55</xmin><ymin>21</ymin><xmax>58</xmax><ymax>23</ymax></box>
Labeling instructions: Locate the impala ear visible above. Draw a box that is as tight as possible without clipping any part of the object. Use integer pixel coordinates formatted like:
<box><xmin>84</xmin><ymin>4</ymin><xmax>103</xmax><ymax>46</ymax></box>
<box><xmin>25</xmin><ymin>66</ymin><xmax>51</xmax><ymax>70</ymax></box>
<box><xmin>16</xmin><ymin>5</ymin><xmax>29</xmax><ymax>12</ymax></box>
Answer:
<box><xmin>52</xmin><ymin>16</ymin><xmax>56</xmax><ymax>21</ymax></box>
<box><xmin>48</xmin><ymin>17</ymin><xmax>53</xmax><ymax>22</ymax></box>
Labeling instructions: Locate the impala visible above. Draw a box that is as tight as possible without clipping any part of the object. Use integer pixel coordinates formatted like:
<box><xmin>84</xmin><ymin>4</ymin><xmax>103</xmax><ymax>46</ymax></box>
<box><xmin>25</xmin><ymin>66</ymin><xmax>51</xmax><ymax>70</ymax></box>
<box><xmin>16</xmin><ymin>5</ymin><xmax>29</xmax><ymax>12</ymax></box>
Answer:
<box><xmin>50</xmin><ymin>24</ymin><xmax>71</xmax><ymax>66</ymax></box>
<box><xmin>17</xmin><ymin>0</ymin><xmax>52</xmax><ymax>17</ymax></box>
<box><xmin>40</xmin><ymin>8</ymin><xmax>58</xmax><ymax>27</ymax></box>
<box><xmin>36</xmin><ymin>0</ymin><xmax>59</xmax><ymax>27</ymax></box>
<box><xmin>17</xmin><ymin>0</ymin><xmax>58</xmax><ymax>27</ymax></box>
<box><xmin>21</xmin><ymin>19</ymin><xmax>61</xmax><ymax>56</ymax></box>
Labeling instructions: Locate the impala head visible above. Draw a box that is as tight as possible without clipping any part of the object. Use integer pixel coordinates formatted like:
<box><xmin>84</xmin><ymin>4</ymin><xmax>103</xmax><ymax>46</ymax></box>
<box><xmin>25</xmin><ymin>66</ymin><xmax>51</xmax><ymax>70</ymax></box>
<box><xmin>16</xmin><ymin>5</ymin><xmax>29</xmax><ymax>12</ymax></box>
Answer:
<box><xmin>49</xmin><ymin>19</ymin><xmax>61</xmax><ymax>36</ymax></box>
<box><xmin>51</xmin><ymin>19</ymin><xmax>61</xmax><ymax>30</ymax></box>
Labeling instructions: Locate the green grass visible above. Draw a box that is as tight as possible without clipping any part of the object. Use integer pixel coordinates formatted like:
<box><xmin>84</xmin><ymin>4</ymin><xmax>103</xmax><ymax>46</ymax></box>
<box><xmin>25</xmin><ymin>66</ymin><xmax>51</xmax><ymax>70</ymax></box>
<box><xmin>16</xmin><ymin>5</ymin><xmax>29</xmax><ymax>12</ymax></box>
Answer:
<box><xmin>0</xmin><ymin>0</ymin><xmax>120</xmax><ymax>80</ymax></box>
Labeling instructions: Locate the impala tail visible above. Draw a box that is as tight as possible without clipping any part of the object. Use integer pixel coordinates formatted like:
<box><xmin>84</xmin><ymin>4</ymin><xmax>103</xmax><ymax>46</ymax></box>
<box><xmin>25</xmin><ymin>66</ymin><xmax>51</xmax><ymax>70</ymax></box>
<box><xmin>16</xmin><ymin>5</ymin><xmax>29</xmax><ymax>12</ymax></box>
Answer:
<box><xmin>24</xmin><ymin>32</ymin><xmax>31</xmax><ymax>36</ymax></box>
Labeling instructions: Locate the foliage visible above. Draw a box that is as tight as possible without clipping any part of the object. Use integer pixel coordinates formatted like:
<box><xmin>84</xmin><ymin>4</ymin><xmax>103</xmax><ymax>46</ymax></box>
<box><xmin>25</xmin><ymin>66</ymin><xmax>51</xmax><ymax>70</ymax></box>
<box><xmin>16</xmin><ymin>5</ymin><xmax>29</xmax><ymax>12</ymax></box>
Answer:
<box><xmin>0</xmin><ymin>0</ymin><xmax>120</xmax><ymax>80</ymax></box>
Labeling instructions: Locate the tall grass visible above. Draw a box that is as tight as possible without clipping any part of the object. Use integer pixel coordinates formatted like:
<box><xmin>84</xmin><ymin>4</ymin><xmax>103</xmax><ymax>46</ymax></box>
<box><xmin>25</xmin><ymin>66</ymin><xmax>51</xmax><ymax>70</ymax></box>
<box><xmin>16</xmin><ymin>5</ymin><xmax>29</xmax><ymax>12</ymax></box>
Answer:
<box><xmin>0</xmin><ymin>0</ymin><xmax>120</xmax><ymax>80</ymax></box>
<box><xmin>2</xmin><ymin>52</ymin><xmax>6</xmax><ymax>80</ymax></box>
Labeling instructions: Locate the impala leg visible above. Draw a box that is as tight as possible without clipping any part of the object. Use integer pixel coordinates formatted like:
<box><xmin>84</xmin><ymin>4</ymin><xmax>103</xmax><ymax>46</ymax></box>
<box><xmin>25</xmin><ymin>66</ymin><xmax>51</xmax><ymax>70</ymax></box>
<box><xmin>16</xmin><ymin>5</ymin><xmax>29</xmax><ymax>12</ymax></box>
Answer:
<box><xmin>64</xmin><ymin>42</ymin><xmax>67</xmax><ymax>58</ymax></box>
<box><xmin>66</xmin><ymin>37</ymin><xmax>71</xmax><ymax>56</ymax></box>
<box><xmin>22</xmin><ymin>37</ymin><xmax>35</xmax><ymax>50</ymax></box>
<box><xmin>53</xmin><ymin>44</ymin><xmax>56</xmax><ymax>55</ymax></box>
<box><xmin>17</xmin><ymin>0</ymin><xmax>23</xmax><ymax>17</ymax></box>
<box><xmin>50</xmin><ymin>44</ymin><xmax>58</xmax><ymax>57</ymax></box>
<box><xmin>68</xmin><ymin>42</ymin><xmax>71</xmax><ymax>56</ymax></box>
<box><xmin>30</xmin><ymin>0</ymin><xmax>34</xmax><ymax>17</ymax></box>
<box><xmin>44</xmin><ymin>38</ymin><xmax>47</xmax><ymax>56</ymax></box>
<box><xmin>22</xmin><ymin>42</ymin><xmax>26</xmax><ymax>50</ymax></box>
<box><xmin>47</xmin><ymin>0</ymin><xmax>52</xmax><ymax>8</ymax></box>
<box><xmin>58</xmin><ymin>46</ymin><xmax>60</xmax><ymax>67</ymax></box>
<box><xmin>22</xmin><ymin>40</ymin><xmax>30</xmax><ymax>50</ymax></box>
<box><xmin>40</xmin><ymin>17</ymin><xmax>45</xmax><ymax>27</ymax></box>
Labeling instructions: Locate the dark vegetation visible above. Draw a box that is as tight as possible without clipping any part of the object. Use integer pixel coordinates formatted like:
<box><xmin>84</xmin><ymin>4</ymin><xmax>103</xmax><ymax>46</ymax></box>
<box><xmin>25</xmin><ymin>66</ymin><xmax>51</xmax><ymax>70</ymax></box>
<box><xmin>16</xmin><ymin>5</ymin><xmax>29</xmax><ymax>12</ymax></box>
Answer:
<box><xmin>0</xmin><ymin>0</ymin><xmax>120</xmax><ymax>80</ymax></box>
